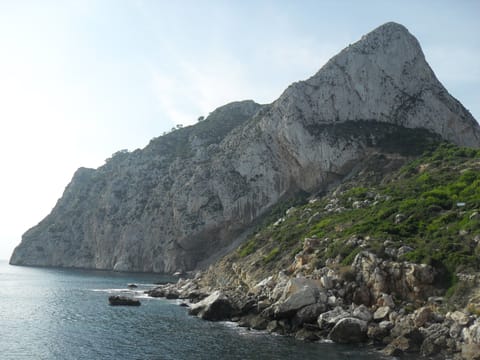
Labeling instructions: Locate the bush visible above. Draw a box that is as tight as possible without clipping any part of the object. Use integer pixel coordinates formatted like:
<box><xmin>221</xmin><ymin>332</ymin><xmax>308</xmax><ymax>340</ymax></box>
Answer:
<box><xmin>263</xmin><ymin>247</ymin><xmax>280</xmax><ymax>263</ymax></box>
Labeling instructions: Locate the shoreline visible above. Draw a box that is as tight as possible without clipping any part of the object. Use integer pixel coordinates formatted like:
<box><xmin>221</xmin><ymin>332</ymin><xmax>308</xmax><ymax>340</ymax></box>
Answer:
<box><xmin>146</xmin><ymin>252</ymin><xmax>480</xmax><ymax>359</ymax></box>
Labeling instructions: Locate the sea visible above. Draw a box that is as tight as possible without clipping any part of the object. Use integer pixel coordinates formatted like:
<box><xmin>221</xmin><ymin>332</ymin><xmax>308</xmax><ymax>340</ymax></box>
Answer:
<box><xmin>0</xmin><ymin>260</ymin><xmax>387</xmax><ymax>360</ymax></box>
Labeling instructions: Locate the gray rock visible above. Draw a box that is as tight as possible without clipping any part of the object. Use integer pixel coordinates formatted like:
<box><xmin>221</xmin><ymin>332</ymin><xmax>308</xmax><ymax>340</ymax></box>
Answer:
<box><xmin>377</xmin><ymin>293</ymin><xmax>395</xmax><ymax>308</ymax></box>
<box><xmin>449</xmin><ymin>310</ymin><xmax>470</xmax><ymax>326</ymax></box>
<box><xmin>388</xmin><ymin>314</ymin><xmax>426</xmax><ymax>353</ymax></box>
<box><xmin>329</xmin><ymin>317</ymin><xmax>368</xmax><ymax>343</ymax></box>
<box><xmin>320</xmin><ymin>275</ymin><xmax>334</xmax><ymax>289</ymax></box>
<box><xmin>397</xmin><ymin>245</ymin><xmax>414</xmax><ymax>258</ymax></box>
<box><xmin>148</xmin><ymin>287</ymin><xmax>166</xmax><ymax>298</ymax></box>
<box><xmin>249</xmin><ymin>316</ymin><xmax>269</xmax><ymax>330</ymax></box>
<box><xmin>420</xmin><ymin>323</ymin><xmax>450</xmax><ymax>357</ymax></box>
<box><xmin>462</xmin><ymin>319</ymin><xmax>480</xmax><ymax>344</ymax></box>
<box><xmin>266</xmin><ymin>320</ymin><xmax>282</xmax><ymax>333</ymax></box>
<box><xmin>274</xmin><ymin>278</ymin><xmax>325</xmax><ymax>318</ymax></box>
<box><xmin>449</xmin><ymin>322</ymin><xmax>464</xmax><ymax>339</ymax></box>
<box><xmin>353</xmin><ymin>304</ymin><xmax>373</xmax><ymax>322</ymax></box>
<box><xmin>379</xmin><ymin>320</ymin><xmax>394</xmax><ymax>331</ymax></box>
<box><xmin>293</xmin><ymin>303</ymin><xmax>327</xmax><ymax>327</ymax></box>
<box><xmin>318</xmin><ymin>307</ymin><xmax>350</xmax><ymax>328</ymax></box>
<box><xmin>373</xmin><ymin>306</ymin><xmax>391</xmax><ymax>321</ymax></box>
<box><xmin>414</xmin><ymin>306</ymin><xmax>432</xmax><ymax>327</ymax></box>
<box><xmin>188</xmin><ymin>291</ymin><xmax>235</xmax><ymax>321</ymax></box>
<box><xmin>461</xmin><ymin>343</ymin><xmax>480</xmax><ymax>360</ymax></box>
<box><xmin>382</xmin><ymin>336</ymin><xmax>414</xmax><ymax>356</ymax></box>
<box><xmin>394</xmin><ymin>213</ymin><xmax>406</xmax><ymax>224</ymax></box>
<box><xmin>352</xmin><ymin>251</ymin><xmax>437</xmax><ymax>302</ymax></box>
<box><xmin>367</xmin><ymin>322</ymin><xmax>393</xmax><ymax>343</ymax></box>
<box><xmin>295</xmin><ymin>328</ymin><xmax>320</xmax><ymax>342</ymax></box>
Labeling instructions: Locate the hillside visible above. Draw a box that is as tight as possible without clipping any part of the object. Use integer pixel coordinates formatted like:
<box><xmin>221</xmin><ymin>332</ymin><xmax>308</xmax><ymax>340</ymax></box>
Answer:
<box><xmin>152</xmin><ymin>143</ymin><xmax>480</xmax><ymax>358</ymax></box>
<box><xmin>203</xmin><ymin>143</ymin><xmax>480</xmax><ymax>299</ymax></box>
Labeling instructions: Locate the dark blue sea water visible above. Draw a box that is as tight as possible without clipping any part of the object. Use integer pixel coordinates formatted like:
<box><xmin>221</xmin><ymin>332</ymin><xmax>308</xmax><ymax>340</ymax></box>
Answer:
<box><xmin>0</xmin><ymin>260</ymin><xmax>386</xmax><ymax>360</ymax></box>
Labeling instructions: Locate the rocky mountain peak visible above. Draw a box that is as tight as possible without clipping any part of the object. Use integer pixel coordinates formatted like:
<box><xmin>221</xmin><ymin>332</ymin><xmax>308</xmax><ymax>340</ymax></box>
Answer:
<box><xmin>352</xmin><ymin>21</ymin><xmax>420</xmax><ymax>55</ymax></box>
<box><xmin>272</xmin><ymin>22</ymin><xmax>479</xmax><ymax>147</ymax></box>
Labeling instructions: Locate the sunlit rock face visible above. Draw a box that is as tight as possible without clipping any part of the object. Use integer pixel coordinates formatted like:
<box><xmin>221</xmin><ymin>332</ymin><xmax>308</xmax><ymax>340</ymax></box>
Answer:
<box><xmin>10</xmin><ymin>22</ymin><xmax>480</xmax><ymax>273</ymax></box>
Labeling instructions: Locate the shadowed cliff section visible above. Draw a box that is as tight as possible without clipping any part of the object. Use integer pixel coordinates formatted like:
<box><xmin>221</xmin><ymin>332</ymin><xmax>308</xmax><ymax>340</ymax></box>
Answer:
<box><xmin>10</xmin><ymin>22</ymin><xmax>480</xmax><ymax>273</ymax></box>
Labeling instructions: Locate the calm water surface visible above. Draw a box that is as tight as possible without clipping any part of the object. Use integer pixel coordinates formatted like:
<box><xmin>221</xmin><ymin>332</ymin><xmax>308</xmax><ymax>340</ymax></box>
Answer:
<box><xmin>0</xmin><ymin>260</ymin><xmax>386</xmax><ymax>359</ymax></box>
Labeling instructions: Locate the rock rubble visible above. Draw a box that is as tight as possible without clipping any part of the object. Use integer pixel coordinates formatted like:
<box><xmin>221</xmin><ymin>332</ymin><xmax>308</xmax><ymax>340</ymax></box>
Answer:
<box><xmin>147</xmin><ymin>250</ymin><xmax>480</xmax><ymax>359</ymax></box>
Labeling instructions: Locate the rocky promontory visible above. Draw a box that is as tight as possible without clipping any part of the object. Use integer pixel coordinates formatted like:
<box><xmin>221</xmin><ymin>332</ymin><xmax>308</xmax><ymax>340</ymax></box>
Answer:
<box><xmin>10</xmin><ymin>22</ymin><xmax>480</xmax><ymax>273</ymax></box>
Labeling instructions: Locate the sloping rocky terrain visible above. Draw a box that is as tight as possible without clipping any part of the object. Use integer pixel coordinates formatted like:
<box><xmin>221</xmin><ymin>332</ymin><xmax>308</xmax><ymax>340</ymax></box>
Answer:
<box><xmin>149</xmin><ymin>144</ymin><xmax>480</xmax><ymax>359</ymax></box>
<box><xmin>10</xmin><ymin>22</ymin><xmax>480</xmax><ymax>277</ymax></box>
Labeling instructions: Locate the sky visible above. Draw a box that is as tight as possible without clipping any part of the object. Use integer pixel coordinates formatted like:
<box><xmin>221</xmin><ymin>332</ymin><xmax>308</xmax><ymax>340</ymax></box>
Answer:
<box><xmin>0</xmin><ymin>0</ymin><xmax>479</xmax><ymax>260</ymax></box>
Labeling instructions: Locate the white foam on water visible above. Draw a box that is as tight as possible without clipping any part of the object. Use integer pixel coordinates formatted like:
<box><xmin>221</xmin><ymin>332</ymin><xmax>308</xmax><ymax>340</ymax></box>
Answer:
<box><xmin>218</xmin><ymin>321</ymin><xmax>269</xmax><ymax>337</ymax></box>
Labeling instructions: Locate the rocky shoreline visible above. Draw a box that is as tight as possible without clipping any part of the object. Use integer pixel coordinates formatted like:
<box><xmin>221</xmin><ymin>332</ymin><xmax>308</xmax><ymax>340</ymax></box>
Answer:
<box><xmin>147</xmin><ymin>250</ymin><xmax>480</xmax><ymax>359</ymax></box>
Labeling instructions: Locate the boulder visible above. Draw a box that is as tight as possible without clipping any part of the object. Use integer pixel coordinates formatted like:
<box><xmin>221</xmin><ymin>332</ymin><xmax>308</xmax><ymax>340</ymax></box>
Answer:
<box><xmin>295</xmin><ymin>328</ymin><xmax>320</xmax><ymax>342</ymax></box>
<box><xmin>329</xmin><ymin>317</ymin><xmax>368</xmax><ymax>343</ymax></box>
<box><xmin>382</xmin><ymin>336</ymin><xmax>412</xmax><ymax>356</ymax></box>
<box><xmin>373</xmin><ymin>306</ymin><xmax>391</xmax><ymax>321</ymax></box>
<box><xmin>237</xmin><ymin>297</ymin><xmax>257</xmax><ymax>316</ymax></box>
<box><xmin>270</xmin><ymin>272</ymin><xmax>290</xmax><ymax>301</ymax></box>
<box><xmin>148</xmin><ymin>286</ymin><xmax>166</xmax><ymax>298</ymax></box>
<box><xmin>449</xmin><ymin>310</ymin><xmax>470</xmax><ymax>326</ymax></box>
<box><xmin>188</xmin><ymin>291</ymin><xmax>235</xmax><ymax>321</ymax></box>
<box><xmin>108</xmin><ymin>295</ymin><xmax>141</xmax><ymax>306</ymax></box>
<box><xmin>238</xmin><ymin>314</ymin><xmax>269</xmax><ymax>330</ymax></box>
<box><xmin>390</xmin><ymin>314</ymin><xmax>415</xmax><ymax>338</ymax></box>
<box><xmin>293</xmin><ymin>303</ymin><xmax>327</xmax><ymax>327</ymax></box>
<box><xmin>352</xmin><ymin>304</ymin><xmax>373</xmax><ymax>322</ymax></box>
<box><xmin>250</xmin><ymin>316</ymin><xmax>269</xmax><ymax>330</ymax></box>
<box><xmin>414</xmin><ymin>306</ymin><xmax>433</xmax><ymax>327</ymax></box>
<box><xmin>420</xmin><ymin>323</ymin><xmax>450</xmax><ymax>356</ymax></box>
<box><xmin>318</xmin><ymin>307</ymin><xmax>350</xmax><ymax>329</ymax></box>
<box><xmin>388</xmin><ymin>315</ymin><xmax>424</xmax><ymax>353</ymax></box>
<box><xmin>251</xmin><ymin>276</ymin><xmax>274</xmax><ymax>296</ymax></box>
<box><xmin>274</xmin><ymin>277</ymin><xmax>325</xmax><ymax>318</ymax></box>
<box><xmin>267</xmin><ymin>320</ymin><xmax>283</xmax><ymax>333</ymax></box>
<box><xmin>462</xmin><ymin>320</ymin><xmax>480</xmax><ymax>344</ymax></box>
<box><xmin>449</xmin><ymin>322</ymin><xmax>464</xmax><ymax>339</ymax></box>
<box><xmin>405</xmin><ymin>263</ymin><xmax>435</xmax><ymax>287</ymax></box>
<box><xmin>165</xmin><ymin>290</ymin><xmax>179</xmax><ymax>299</ymax></box>
<box><xmin>327</xmin><ymin>295</ymin><xmax>340</xmax><ymax>307</ymax></box>
<box><xmin>376</xmin><ymin>293</ymin><xmax>395</xmax><ymax>308</ymax></box>
<box><xmin>379</xmin><ymin>320</ymin><xmax>394</xmax><ymax>331</ymax></box>
<box><xmin>320</xmin><ymin>275</ymin><xmax>334</xmax><ymax>289</ymax></box>
<box><xmin>461</xmin><ymin>343</ymin><xmax>480</xmax><ymax>360</ymax></box>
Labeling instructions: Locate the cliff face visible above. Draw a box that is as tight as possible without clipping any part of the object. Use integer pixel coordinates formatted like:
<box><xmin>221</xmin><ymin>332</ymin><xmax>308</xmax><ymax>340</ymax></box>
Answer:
<box><xmin>10</xmin><ymin>22</ymin><xmax>480</xmax><ymax>273</ymax></box>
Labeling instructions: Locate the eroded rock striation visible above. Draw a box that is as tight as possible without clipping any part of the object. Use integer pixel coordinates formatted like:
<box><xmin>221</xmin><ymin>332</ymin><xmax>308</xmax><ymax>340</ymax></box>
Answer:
<box><xmin>10</xmin><ymin>22</ymin><xmax>480</xmax><ymax>272</ymax></box>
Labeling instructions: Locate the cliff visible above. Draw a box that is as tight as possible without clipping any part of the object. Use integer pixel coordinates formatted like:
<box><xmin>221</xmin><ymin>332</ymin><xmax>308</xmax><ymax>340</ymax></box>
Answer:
<box><xmin>10</xmin><ymin>22</ymin><xmax>480</xmax><ymax>272</ymax></box>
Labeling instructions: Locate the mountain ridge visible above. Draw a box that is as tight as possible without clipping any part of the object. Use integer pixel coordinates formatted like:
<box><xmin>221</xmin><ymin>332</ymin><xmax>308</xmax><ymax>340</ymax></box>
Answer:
<box><xmin>10</xmin><ymin>22</ymin><xmax>480</xmax><ymax>273</ymax></box>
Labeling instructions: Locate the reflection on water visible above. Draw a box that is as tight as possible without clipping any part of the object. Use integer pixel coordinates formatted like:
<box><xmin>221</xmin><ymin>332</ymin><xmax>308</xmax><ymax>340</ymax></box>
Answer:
<box><xmin>0</xmin><ymin>261</ymin><xmax>385</xmax><ymax>360</ymax></box>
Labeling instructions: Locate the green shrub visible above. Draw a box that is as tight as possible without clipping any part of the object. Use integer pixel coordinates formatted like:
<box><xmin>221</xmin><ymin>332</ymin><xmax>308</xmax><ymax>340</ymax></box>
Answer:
<box><xmin>263</xmin><ymin>247</ymin><xmax>280</xmax><ymax>263</ymax></box>
<box><xmin>238</xmin><ymin>239</ymin><xmax>256</xmax><ymax>257</ymax></box>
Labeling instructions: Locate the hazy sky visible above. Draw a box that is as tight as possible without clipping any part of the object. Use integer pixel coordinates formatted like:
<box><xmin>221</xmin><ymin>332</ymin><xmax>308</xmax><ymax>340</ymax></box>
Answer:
<box><xmin>0</xmin><ymin>0</ymin><xmax>479</xmax><ymax>260</ymax></box>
